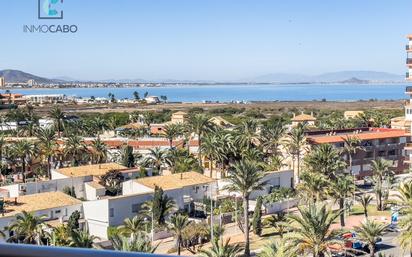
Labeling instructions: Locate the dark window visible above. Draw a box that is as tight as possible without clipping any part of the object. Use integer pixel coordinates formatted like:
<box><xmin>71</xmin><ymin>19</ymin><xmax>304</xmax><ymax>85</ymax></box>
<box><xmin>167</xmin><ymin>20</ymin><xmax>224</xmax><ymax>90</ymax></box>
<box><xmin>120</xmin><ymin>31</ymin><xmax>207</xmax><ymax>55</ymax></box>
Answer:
<box><xmin>365</xmin><ymin>151</ymin><xmax>373</xmax><ymax>158</ymax></box>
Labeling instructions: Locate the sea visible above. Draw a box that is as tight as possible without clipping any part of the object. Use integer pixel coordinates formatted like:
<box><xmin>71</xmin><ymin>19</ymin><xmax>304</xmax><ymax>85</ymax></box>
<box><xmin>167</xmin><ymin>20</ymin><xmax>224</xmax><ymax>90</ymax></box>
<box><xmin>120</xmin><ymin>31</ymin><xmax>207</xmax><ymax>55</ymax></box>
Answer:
<box><xmin>4</xmin><ymin>83</ymin><xmax>410</xmax><ymax>103</ymax></box>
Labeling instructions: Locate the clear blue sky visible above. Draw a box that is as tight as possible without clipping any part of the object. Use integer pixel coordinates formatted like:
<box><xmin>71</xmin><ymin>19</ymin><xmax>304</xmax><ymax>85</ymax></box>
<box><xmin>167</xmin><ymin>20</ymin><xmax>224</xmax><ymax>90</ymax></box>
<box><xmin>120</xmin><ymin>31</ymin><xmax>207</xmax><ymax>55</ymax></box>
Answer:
<box><xmin>1</xmin><ymin>0</ymin><xmax>411</xmax><ymax>80</ymax></box>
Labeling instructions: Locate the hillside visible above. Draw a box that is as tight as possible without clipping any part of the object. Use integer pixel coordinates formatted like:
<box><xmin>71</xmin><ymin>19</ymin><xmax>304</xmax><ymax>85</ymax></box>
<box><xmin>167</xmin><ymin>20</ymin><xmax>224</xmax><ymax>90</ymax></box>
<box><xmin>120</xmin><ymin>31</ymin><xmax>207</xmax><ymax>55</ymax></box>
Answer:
<box><xmin>0</xmin><ymin>70</ymin><xmax>57</xmax><ymax>84</ymax></box>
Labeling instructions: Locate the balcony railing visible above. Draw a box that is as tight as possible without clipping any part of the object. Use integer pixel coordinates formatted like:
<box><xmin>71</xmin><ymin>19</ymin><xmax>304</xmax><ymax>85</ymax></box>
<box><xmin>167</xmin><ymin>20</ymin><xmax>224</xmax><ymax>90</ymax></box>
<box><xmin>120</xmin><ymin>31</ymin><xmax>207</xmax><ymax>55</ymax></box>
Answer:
<box><xmin>0</xmin><ymin>243</ymin><xmax>172</xmax><ymax>257</ymax></box>
<box><xmin>407</xmin><ymin>45</ymin><xmax>412</xmax><ymax>51</ymax></box>
<box><xmin>407</xmin><ymin>72</ymin><xmax>411</xmax><ymax>79</ymax></box>
<box><xmin>407</xmin><ymin>58</ymin><xmax>412</xmax><ymax>65</ymax></box>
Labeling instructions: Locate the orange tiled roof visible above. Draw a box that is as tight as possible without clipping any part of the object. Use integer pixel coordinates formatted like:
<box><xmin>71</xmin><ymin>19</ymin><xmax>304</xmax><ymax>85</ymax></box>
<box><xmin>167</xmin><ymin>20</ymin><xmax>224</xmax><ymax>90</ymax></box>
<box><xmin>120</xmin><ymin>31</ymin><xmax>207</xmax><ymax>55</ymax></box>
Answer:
<box><xmin>307</xmin><ymin>128</ymin><xmax>407</xmax><ymax>144</ymax></box>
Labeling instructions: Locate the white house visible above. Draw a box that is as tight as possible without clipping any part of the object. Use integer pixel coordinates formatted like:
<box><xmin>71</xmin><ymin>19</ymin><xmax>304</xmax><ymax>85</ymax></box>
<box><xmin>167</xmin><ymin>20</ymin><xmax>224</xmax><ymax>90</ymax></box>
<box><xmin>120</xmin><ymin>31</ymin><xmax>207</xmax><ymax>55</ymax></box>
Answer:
<box><xmin>144</xmin><ymin>96</ymin><xmax>160</xmax><ymax>104</ymax></box>
<box><xmin>0</xmin><ymin>192</ymin><xmax>82</xmax><ymax>241</ymax></box>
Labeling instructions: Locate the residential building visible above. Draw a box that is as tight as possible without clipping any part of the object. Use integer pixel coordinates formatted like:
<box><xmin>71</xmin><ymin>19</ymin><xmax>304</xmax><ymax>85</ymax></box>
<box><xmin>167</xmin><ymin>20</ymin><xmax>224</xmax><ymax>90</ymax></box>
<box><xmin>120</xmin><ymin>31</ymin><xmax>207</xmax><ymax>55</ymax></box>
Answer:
<box><xmin>291</xmin><ymin>113</ymin><xmax>316</xmax><ymax>127</ymax></box>
<box><xmin>144</xmin><ymin>96</ymin><xmax>160</xmax><ymax>104</ymax></box>
<box><xmin>0</xmin><ymin>93</ymin><xmax>26</xmax><ymax>105</ymax></box>
<box><xmin>24</xmin><ymin>94</ymin><xmax>66</xmax><ymax>104</ymax></box>
<box><xmin>27</xmin><ymin>79</ymin><xmax>35</xmax><ymax>87</ymax></box>
<box><xmin>51</xmin><ymin>163</ymin><xmax>130</xmax><ymax>180</ymax></box>
<box><xmin>0</xmin><ymin>77</ymin><xmax>4</xmax><ymax>87</ymax></box>
<box><xmin>0</xmin><ymin>192</ymin><xmax>82</xmax><ymax>241</ymax></box>
<box><xmin>209</xmin><ymin>116</ymin><xmax>234</xmax><ymax>129</ymax></box>
<box><xmin>305</xmin><ymin>127</ymin><xmax>408</xmax><ymax>177</ymax></box>
<box><xmin>344</xmin><ymin>110</ymin><xmax>364</xmax><ymax>120</ymax></box>
<box><xmin>170</xmin><ymin>111</ymin><xmax>187</xmax><ymax>124</ymax></box>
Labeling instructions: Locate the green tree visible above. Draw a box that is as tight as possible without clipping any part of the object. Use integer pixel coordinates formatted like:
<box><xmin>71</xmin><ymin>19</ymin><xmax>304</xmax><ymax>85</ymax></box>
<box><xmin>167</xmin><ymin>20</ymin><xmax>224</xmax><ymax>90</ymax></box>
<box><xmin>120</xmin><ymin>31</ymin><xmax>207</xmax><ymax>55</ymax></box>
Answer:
<box><xmin>64</xmin><ymin>135</ymin><xmax>87</xmax><ymax>166</ymax></box>
<box><xmin>286</xmin><ymin>123</ymin><xmax>306</xmax><ymax>184</ymax></box>
<box><xmin>187</xmin><ymin>113</ymin><xmax>212</xmax><ymax>167</ymax></box>
<box><xmin>169</xmin><ymin>213</ymin><xmax>191</xmax><ymax>255</ymax></box>
<box><xmin>9</xmin><ymin>140</ymin><xmax>38</xmax><ymax>183</ymax></box>
<box><xmin>341</xmin><ymin>135</ymin><xmax>363</xmax><ymax>175</ymax></box>
<box><xmin>199</xmin><ymin>239</ymin><xmax>244</xmax><ymax>257</ymax></box>
<box><xmin>371</xmin><ymin>159</ymin><xmax>393</xmax><ymax>211</ymax></box>
<box><xmin>133</xmin><ymin>91</ymin><xmax>140</xmax><ymax>101</ymax></box>
<box><xmin>285</xmin><ymin>204</ymin><xmax>342</xmax><ymax>257</ymax></box>
<box><xmin>354</xmin><ymin>219</ymin><xmax>387</xmax><ymax>257</ymax></box>
<box><xmin>329</xmin><ymin>175</ymin><xmax>355</xmax><ymax>227</ymax></box>
<box><xmin>49</xmin><ymin>106</ymin><xmax>65</xmax><ymax>137</ymax></box>
<box><xmin>110</xmin><ymin>232</ymin><xmax>158</xmax><ymax>253</ymax></box>
<box><xmin>357</xmin><ymin>194</ymin><xmax>373</xmax><ymax>218</ymax></box>
<box><xmin>121</xmin><ymin>145</ymin><xmax>136</xmax><ymax>168</ymax></box>
<box><xmin>36</xmin><ymin>127</ymin><xmax>57</xmax><ymax>179</ymax></box>
<box><xmin>224</xmin><ymin>160</ymin><xmax>267</xmax><ymax>256</ymax></box>
<box><xmin>143</xmin><ymin>147</ymin><xmax>169</xmax><ymax>175</ymax></box>
<box><xmin>100</xmin><ymin>170</ymin><xmax>124</xmax><ymax>196</ymax></box>
<box><xmin>90</xmin><ymin>137</ymin><xmax>107</xmax><ymax>164</ymax></box>
<box><xmin>141</xmin><ymin>186</ymin><xmax>175</xmax><ymax>226</ymax></box>
<box><xmin>69</xmin><ymin>228</ymin><xmax>97</xmax><ymax>248</ymax></box>
<box><xmin>118</xmin><ymin>215</ymin><xmax>145</xmax><ymax>240</ymax></box>
<box><xmin>263</xmin><ymin>211</ymin><xmax>287</xmax><ymax>238</ymax></box>
<box><xmin>252</xmin><ymin>196</ymin><xmax>263</xmax><ymax>236</ymax></box>
<box><xmin>67</xmin><ymin>210</ymin><xmax>81</xmax><ymax>231</ymax></box>
<box><xmin>7</xmin><ymin>211</ymin><xmax>46</xmax><ymax>244</ymax></box>
<box><xmin>163</xmin><ymin>123</ymin><xmax>181</xmax><ymax>149</ymax></box>
<box><xmin>259</xmin><ymin>240</ymin><xmax>295</xmax><ymax>257</ymax></box>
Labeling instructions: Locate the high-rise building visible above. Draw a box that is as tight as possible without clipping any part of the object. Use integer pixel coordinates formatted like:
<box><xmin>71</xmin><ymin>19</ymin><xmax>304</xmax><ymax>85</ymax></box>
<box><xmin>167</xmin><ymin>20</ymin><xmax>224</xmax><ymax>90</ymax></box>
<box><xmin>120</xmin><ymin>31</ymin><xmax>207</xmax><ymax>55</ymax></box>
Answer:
<box><xmin>0</xmin><ymin>77</ymin><xmax>4</xmax><ymax>87</ymax></box>
<box><xmin>404</xmin><ymin>35</ymin><xmax>412</xmax><ymax>167</ymax></box>
<box><xmin>27</xmin><ymin>79</ymin><xmax>35</xmax><ymax>87</ymax></box>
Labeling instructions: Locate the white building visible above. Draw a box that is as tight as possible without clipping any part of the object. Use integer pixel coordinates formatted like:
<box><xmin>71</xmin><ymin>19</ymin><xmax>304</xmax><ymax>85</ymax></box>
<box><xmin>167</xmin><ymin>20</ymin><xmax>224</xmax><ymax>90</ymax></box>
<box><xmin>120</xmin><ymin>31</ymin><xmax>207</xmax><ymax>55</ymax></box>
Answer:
<box><xmin>0</xmin><ymin>192</ymin><xmax>82</xmax><ymax>241</ymax></box>
<box><xmin>0</xmin><ymin>77</ymin><xmax>5</xmax><ymax>87</ymax></box>
<box><xmin>144</xmin><ymin>96</ymin><xmax>160</xmax><ymax>104</ymax></box>
<box><xmin>24</xmin><ymin>94</ymin><xmax>66</xmax><ymax>104</ymax></box>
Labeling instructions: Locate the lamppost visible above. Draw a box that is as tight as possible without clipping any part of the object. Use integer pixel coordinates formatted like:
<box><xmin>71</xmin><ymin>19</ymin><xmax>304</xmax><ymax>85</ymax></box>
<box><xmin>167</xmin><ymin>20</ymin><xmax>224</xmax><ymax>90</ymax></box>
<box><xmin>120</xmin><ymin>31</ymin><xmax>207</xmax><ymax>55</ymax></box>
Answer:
<box><xmin>210</xmin><ymin>184</ymin><xmax>214</xmax><ymax>243</ymax></box>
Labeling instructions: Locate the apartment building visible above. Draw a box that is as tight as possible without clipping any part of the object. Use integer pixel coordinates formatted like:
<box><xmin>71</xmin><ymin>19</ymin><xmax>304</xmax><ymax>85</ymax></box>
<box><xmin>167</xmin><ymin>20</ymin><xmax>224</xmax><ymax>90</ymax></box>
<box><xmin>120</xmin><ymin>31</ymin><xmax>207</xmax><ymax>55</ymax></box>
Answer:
<box><xmin>306</xmin><ymin>127</ymin><xmax>408</xmax><ymax>177</ymax></box>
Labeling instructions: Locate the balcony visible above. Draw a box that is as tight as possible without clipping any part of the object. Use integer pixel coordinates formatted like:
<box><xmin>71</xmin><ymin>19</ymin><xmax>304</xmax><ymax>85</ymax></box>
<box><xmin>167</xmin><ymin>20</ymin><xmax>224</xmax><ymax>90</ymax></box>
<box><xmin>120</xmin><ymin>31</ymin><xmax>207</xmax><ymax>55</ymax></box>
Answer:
<box><xmin>406</xmin><ymin>86</ymin><xmax>412</xmax><ymax>93</ymax></box>
<box><xmin>407</xmin><ymin>58</ymin><xmax>412</xmax><ymax>65</ymax></box>
<box><xmin>405</xmin><ymin>143</ymin><xmax>412</xmax><ymax>150</ymax></box>
<box><xmin>0</xmin><ymin>243</ymin><xmax>171</xmax><ymax>257</ymax></box>
<box><xmin>407</xmin><ymin>45</ymin><xmax>412</xmax><ymax>51</ymax></box>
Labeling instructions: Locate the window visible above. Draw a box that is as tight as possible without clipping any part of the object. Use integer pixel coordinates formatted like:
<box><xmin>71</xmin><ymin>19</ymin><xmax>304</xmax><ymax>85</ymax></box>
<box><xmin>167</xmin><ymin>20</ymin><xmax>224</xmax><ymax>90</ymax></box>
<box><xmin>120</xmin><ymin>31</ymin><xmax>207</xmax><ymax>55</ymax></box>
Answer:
<box><xmin>388</xmin><ymin>149</ymin><xmax>397</xmax><ymax>156</ymax></box>
<box><xmin>378</xmin><ymin>150</ymin><xmax>385</xmax><ymax>157</ymax></box>
<box><xmin>109</xmin><ymin>208</ymin><xmax>114</xmax><ymax>217</ymax></box>
<box><xmin>365</xmin><ymin>151</ymin><xmax>373</xmax><ymax>159</ymax></box>
<box><xmin>55</xmin><ymin>210</ymin><xmax>61</xmax><ymax>214</ymax></box>
<box><xmin>132</xmin><ymin>204</ymin><xmax>139</xmax><ymax>213</ymax></box>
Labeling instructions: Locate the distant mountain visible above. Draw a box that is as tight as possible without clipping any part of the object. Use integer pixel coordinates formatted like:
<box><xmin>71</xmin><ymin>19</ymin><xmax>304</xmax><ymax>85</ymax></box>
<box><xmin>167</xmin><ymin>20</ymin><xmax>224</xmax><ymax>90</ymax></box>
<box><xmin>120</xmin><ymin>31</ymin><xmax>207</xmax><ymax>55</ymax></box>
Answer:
<box><xmin>0</xmin><ymin>69</ymin><xmax>57</xmax><ymax>84</ymax></box>
<box><xmin>340</xmin><ymin>77</ymin><xmax>369</xmax><ymax>84</ymax></box>
<box><xmin>249</xmin><ymin>70</ymin><xmax>404</xmax><ymax>83</ymax></box>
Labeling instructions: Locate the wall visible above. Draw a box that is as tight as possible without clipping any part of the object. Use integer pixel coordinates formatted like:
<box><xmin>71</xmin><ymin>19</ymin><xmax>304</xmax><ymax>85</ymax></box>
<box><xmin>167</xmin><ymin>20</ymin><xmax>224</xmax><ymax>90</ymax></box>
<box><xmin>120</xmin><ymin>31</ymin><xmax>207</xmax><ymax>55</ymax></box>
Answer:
<box><xmin>83</xmin><ymin>198</ymin><xmax>110</xmax><ymax>239</ymax></box>
<box><xmin>51</xmin><ymin>169</ymin><xmax>69</xmax><ymax>180</ymax></box>
<box><xmin>122</xmin><ymin>180</ymin><xmax>153</xmax><ymax>196</ymax></box>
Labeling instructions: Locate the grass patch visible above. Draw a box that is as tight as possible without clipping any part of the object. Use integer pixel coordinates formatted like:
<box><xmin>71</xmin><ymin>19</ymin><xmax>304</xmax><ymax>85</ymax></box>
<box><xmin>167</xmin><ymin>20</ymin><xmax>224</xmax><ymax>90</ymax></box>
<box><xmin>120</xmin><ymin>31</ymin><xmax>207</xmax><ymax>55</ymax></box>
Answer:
<box><xmin>350</xmin><ymin>204</ymin><xmax>391</xmax><ymax>217</ymax></box>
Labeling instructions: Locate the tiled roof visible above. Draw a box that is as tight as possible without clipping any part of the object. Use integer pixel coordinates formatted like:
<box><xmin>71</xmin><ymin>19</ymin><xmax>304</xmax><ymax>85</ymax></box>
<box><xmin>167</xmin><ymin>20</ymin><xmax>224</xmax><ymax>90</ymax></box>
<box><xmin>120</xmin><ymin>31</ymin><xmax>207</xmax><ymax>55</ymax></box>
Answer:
<box><xmin>291</xmin><ymin>114</ymin><xmax>316</xmax><ymax>121</ymax></box>
<box><xmin>136</xmin><ymin>171</ymin><xmax>215</xmax><ymax>190</ymax></box>
<box><xmin>307</xmin><ymin>128</ymin><xmax>407</xmax><ymax>144</ymax></box>
<box><xmin>56</xmin><ymin>163</ymin><xmax>128</xmax><ymax>177</ymax></box>
<box><xmin>2</xmin><ymin>192</ymin><xmax>81</xmax><ymax>217</ymax></box>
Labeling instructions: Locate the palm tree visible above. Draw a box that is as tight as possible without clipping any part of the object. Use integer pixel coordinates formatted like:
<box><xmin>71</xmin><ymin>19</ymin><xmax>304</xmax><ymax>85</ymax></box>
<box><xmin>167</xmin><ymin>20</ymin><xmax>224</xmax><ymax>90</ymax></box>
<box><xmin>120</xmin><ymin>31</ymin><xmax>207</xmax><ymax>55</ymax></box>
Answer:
<box><xmin>259</xmin><ymin>240</ymin><xmax>295</xmax><ymax>257</ymax></box>
<box><xmin>110</xmin><ymin>232</ymin><xmax>158</xmax><ymax>253</ymax></box>
<box><xmin>286</xmin><ymin>123</ymin><xmax>306</xmax><ymax>184</ymax></box>
<box><xmin>143</xmin><ymin>147</ymin><xmax>169</xmax><ymax>175</ymax></box>
<box><xmin>199</xmin><ymin>239</ymin><xmax>244</xmax><ymax>257</ymax></box>
<box><xmin>235</xmin><ymin>119</ymin><xmax>260</xmax><ymax>150</ymax></box>
<box><xmin>260</xmin><ymin>119</ymin><xmax>286</xmax><ymax>156</ymax></box>
<box><xmin>9</xmin><ymin>140</ymin><xmax>37</xmax><ymax>182</ymax></box>
<box><xmin>285</xmin><ymin>204</ymin><xmax>342</xmax><ymax>257</ymax></box>
<box><xmin>263</xmin><ymin>212</ymin><xmax>287</xmax><ymax>238</ymax></box>
<box><xmin>64</xmin><ymin>135</ymin><xmax>87</xmax><ymax>166</ymax></box>
<box><xmin>304</xmin><ymin>144</ymin><xmax>346</xmax><ymax>179</ymax></box>
<box><xmin>187</xmin><ymin>114</ymin><xmax>212</xmax><ymax>167</ymax></box>
<box><xmin>201</xmin><ymin>134</ymin><xmax>221</xmax><ymax>177</ymax></box>
<box><xmin>69</xmin><ymin>228</ymin><xmax>98</xmax><ymax>248</ymax></box>
<box><xmin>36</xmin><ymin>127</ymin><xmax>57</xmax><ymax>179</ymax></box>
<box><xmin>224</xmin><ymin>160</ymin><xmax>267</xmax><ymax>256</ymax></box>
<box><xmin>118</xmin><ymin>215</ymin><xmax>145</xmax><ymax>239</ymax></box>
<box><xmin>163</xmin><ymin>124</ymin><xmax>181</xmax><ymax>149</ymax></box>
<box><xmin>357</xmin><ymin>194</ymin><xmax>373</xmax><ymax>218</ymax></box>
<box><xmin>354</xmin><ymin>219</ymin><xmax>387</xmax><ymax>257</ymax></box>
<box><xmin>7</xmin><ymin>211</ymin><xmax>46</xmax><ymax>244</ymax></box>
<box><xmin>371</xmin><ymin>159</ymin><xmax>393</xmax><ymax>211</ymax></box>
<box><xmin>49</xmin><ymin>106</ymin><xmax>65</xmax><ymax>137</ymax></box>
<box><xmin>90</xmin><ymin>116</ymin><xmax>108</xmax><ymax>138</ymax></box>
<box><xmin>396</xmin><ymin>181</ymin><xmax>412</xmax><ymax>257</ymax></box>
<box><xmin>341</xmin><ymin>135</ymin><xmax>363</xmax><ymax>175</ymax></box>
<box><xmin>169</xmin><ymin>213</ymin><xmax>191</xmax><ymax>255</ymax></box>
<box><xmin>90</xmin><ymin>137</ymin><xmax>107</xmax><ymax>164</ymax></box>
<box><xmin>329</xmin><ymin>175</ymin><xmax>355</xmax><ymax>227</ymax></box>
<box><xmin>297</xmin><ymin>171</ymin><xmax>329</xmax><ymax>202</ymax></box>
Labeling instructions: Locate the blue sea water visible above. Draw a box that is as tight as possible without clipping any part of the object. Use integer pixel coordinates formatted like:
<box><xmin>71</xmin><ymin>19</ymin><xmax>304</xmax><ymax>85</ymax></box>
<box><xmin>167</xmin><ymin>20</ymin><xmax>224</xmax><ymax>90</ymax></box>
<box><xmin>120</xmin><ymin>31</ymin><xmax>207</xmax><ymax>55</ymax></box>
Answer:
<box><xmin>4</xmin><ymin>83</ymin><xmax>410</xmax><ymax>102</ymax></box>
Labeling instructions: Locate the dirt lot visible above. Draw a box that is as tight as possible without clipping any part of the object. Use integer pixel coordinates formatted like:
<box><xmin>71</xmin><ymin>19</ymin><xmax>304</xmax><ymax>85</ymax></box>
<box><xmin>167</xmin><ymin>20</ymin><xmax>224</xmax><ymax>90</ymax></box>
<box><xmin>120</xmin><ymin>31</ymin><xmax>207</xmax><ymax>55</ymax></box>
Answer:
<box><xmin>7</xmin><ymin>100</ymin><xmax>404</xmax><ymax>115</ymax></box>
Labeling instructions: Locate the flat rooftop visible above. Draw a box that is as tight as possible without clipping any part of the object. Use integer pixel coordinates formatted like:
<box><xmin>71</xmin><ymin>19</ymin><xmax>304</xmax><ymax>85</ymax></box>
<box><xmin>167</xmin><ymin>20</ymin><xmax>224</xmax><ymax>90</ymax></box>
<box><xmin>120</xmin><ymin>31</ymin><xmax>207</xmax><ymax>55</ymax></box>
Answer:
<box><xmin>2</xmin><ymin>192</ymin><xmax>81</xmax><ymax>218</ymax></box>
<box><xmin>57</xmin><ymin>162</ymin><xmax>128</xmax><ymax>177</ymax></box>
<box><xmin>306</xmin><ymin>128</ymin><xmax>406</xmax><ymax>144</ymax></box>
<box><xmin>136</xmin><ymin>171</ymin><xmax>215</xmax><ymax>190</ymax></box>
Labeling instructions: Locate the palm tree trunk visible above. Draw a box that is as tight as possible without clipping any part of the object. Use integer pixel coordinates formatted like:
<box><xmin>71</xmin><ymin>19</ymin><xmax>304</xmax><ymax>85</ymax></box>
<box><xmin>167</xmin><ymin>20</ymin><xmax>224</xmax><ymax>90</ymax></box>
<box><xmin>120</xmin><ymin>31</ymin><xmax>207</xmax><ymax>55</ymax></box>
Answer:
<box><xmin>349</xmin><ymin>155</ymin><xmax>353</xmax><ymax>175</ymax></box>
<box><xmin>177</xmin><ymin>237</ymin><xmax>181</xmax><ymax>255</ymax></box>
<box><xmin>47</xmin><ymin>155</ymin><xmax>51</xmax><ymax>180</ymax></box>
<box><xmin>22</xmin><ymin>157</ymin><xmax>26</xmax><ymax>183</ymax></box>
<box><xmin>370</xmin><ymin>245</ymin><xmax>375</xmax><ymax>257</ymax></box>
<box><xmin>210</xmin><ymin>158</ymin><xmax>213</xmax><ymax>178</ymax></box>
<box><xmin>243</xmin><ymin>195</ymin><xmax>250</xmax><ymax>257</ymax></box>
<box><xmin>339</xmin><ymin>198</ymin><xmax>345</xmax><ymax>227</ymax></box>
<box><xmin>296</xmin><ymin>153</ymin><xmax>300</xmax><ymax>184</ymax></box>
<box><xmin>169</xmin><ymin>138</ymin><xmax>173</xmax><ymax>149</ymax></box>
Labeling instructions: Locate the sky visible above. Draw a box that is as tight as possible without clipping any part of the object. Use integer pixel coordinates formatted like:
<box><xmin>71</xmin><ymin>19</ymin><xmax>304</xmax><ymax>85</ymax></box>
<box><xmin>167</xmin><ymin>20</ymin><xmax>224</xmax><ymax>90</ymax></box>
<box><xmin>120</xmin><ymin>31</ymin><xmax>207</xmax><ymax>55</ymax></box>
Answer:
<box><xmin>1</xmin><ymin>0</ymin><xmax>412</xmax><ymax>81</ymax></box>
